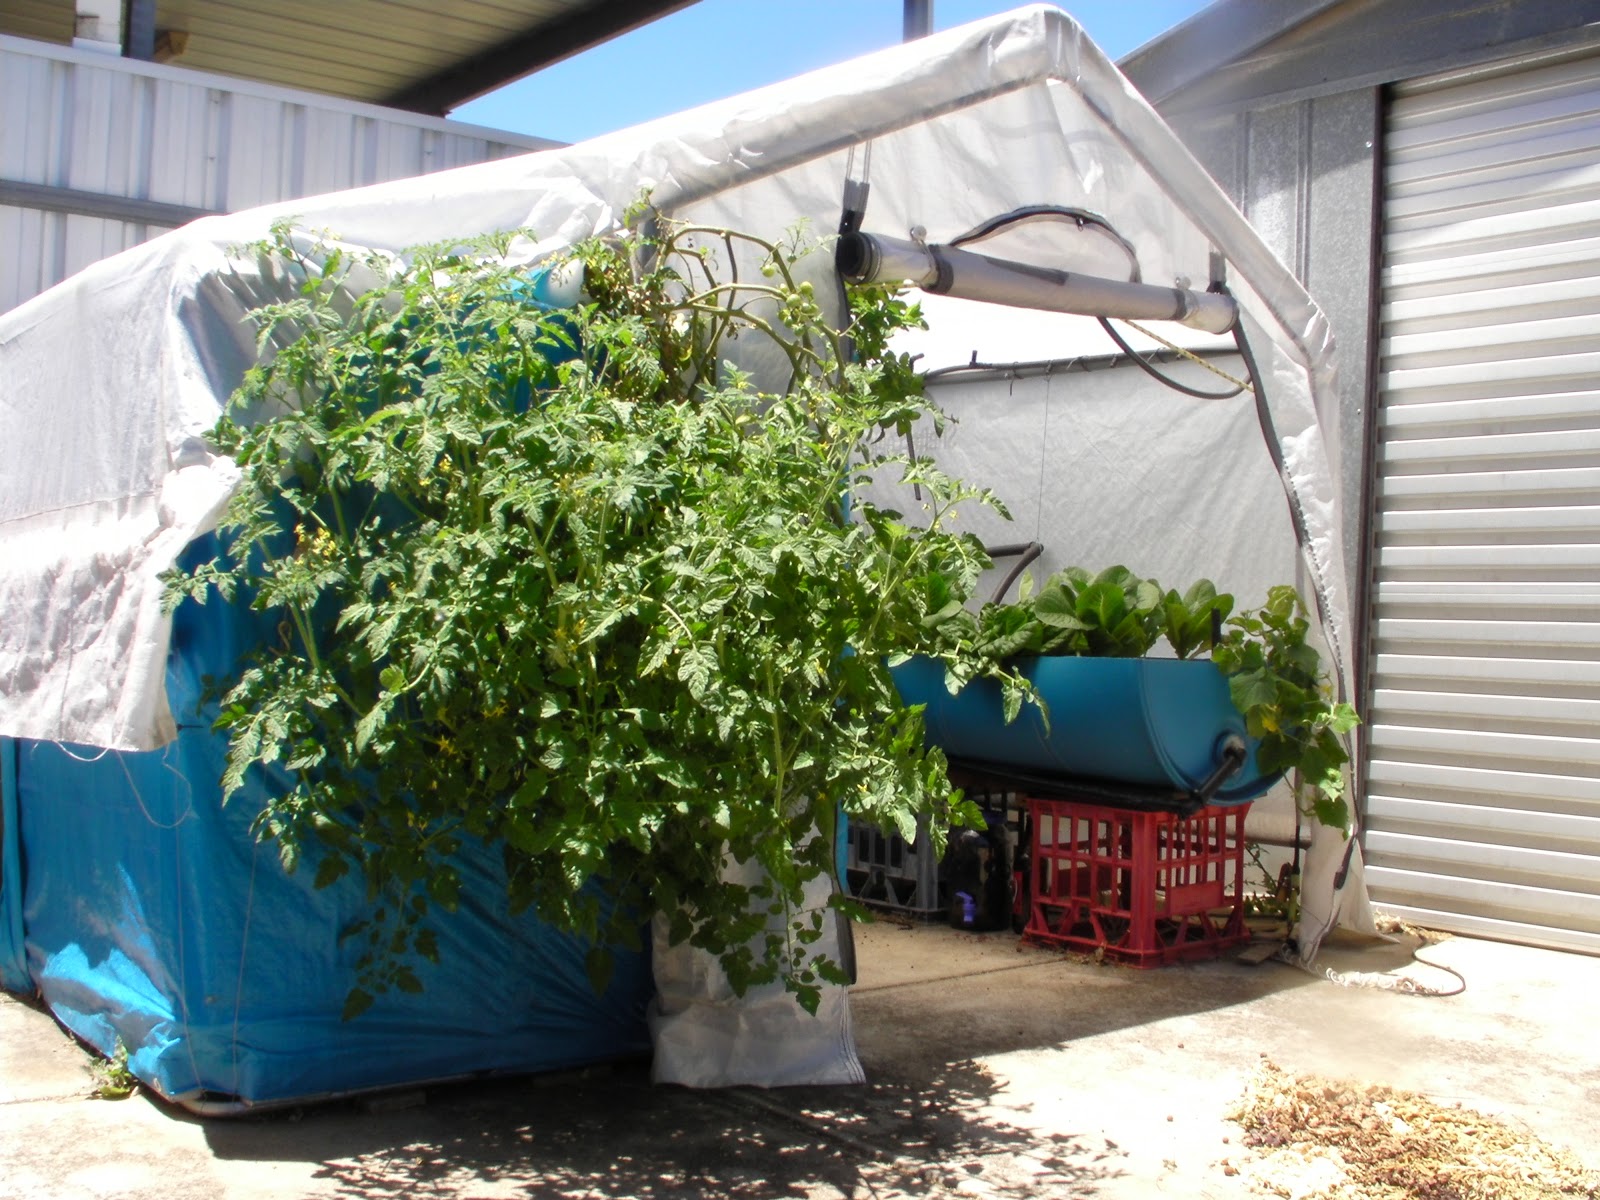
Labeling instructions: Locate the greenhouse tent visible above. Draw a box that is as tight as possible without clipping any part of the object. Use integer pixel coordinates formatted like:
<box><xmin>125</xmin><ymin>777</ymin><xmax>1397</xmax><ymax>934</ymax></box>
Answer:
<box><xmin>0</xmin><ymin>4</ymin><xmax>1373</xmax><ymax>1095</ymax></box>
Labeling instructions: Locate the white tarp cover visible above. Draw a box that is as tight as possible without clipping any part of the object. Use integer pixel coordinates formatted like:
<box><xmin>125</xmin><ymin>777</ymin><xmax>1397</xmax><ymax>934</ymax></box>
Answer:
<box><xmin>0</xmin><ymin>5</ymin><xmax>1373</xmax><ymax>1079</ymax></box>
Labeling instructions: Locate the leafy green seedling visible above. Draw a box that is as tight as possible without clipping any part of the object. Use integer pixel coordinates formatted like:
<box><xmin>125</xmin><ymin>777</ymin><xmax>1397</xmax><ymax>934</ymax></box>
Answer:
<box><xmin>1163</xmin><ymin>579</ymin><xmax>1233</xmax><ymax>660</ymax></box>
<box><xmin>89</xmin><ymin>1041</ymin><xmax>137</xmax><ymax>1100</ymax></box>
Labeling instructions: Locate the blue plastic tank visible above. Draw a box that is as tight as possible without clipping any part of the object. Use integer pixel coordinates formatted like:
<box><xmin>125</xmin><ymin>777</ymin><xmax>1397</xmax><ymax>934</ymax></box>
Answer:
<box><xmin>0</xmin><ymin>535</ymin><xmax>653</xmax><ymax>1109</ymax></box>
<box><xmin>890</xmin><ymin>655</ymin><xmax>1278</xmax><ymax>804</ymax></box>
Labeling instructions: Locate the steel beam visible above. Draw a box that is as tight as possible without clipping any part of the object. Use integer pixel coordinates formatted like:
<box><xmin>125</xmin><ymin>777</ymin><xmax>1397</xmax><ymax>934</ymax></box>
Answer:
<box><xmin>0</xmin><ymin>178</ymin><xmax>218</xmax><ymax>228</ymax></box>
<box><xmin>122</xmin><ymin>0</ymin><xmax>156</xmax><ymax>60</ymax></box>
<box><xmin>385</xmin><ymin>0</ymin><xmax>699</xmax><ymax>116</ymax></box>
<box><xmin>903</xmin><ymin>0</ymin><xmax>932</xmax><ymax>41</ymax></box>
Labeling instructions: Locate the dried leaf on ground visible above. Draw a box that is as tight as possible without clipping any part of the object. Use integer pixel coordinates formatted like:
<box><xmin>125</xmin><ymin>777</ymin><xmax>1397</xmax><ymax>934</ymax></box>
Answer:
<box><xmin>1229</xmin><ymin>1062</ymin><xmax>1598</xmax><ymax>1200</ymax></box>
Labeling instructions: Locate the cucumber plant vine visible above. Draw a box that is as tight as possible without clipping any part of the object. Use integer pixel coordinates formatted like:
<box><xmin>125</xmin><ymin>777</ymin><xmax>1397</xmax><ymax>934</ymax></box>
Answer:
<box><xmin>1213</xmin><ymin>585</ymin><xmax>1359</xmax><ymax>832</ymax></box>
<box><xmin>167</xmin><ymin>218</ymin><xmax>1023</xmax><ymax>1017</ymax></box>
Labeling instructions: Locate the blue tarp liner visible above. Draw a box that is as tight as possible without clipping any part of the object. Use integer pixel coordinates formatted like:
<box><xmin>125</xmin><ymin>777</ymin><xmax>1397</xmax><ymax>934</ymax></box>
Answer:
<box><xmin>1</xmin><ymin>738</ymin><xmax>25</xmax><ymax>992</ymax></box>
<box><xmin>0</xmin><ymin>542</ymin><xmax>652</xmax><ymax>1109</ymax></box>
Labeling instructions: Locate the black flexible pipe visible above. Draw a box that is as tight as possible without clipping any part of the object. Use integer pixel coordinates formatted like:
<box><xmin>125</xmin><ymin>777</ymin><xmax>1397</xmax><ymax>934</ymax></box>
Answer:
<box><xmin>1195</xmin><ymin>737</ymin><xmax>1248</xmax><ymax>804</ymax></box>
<box><xmin>1097</xmin><ymin>316</ymin><xmax>1245</xmax><ymax>400</ymax></box>
<box><xmin>1229</xmin><ymin>316</ymin><xmax>1348</xmax><ymax>707</ymax></box>
<box><xmin>984</xmin><ymin>541</ymin><xmax>1044</xmax><ymax>603</ymax></box>
<box><xmin>1230</xmin><ymin>314</ymin><xmax>1361</xmax><ymax>909</ymax></box>
<box><xmin>947</xmin><ymin>205</ymin><xmax>1142</xmax><ymax>282</ymax></box>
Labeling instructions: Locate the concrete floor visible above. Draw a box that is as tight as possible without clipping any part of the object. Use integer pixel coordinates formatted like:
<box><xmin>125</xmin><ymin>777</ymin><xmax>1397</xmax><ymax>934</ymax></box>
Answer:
<box><xmin>3</xmin><ymin>922</ymin><xmax>1598</xmax><ymax>1198</ymax></box>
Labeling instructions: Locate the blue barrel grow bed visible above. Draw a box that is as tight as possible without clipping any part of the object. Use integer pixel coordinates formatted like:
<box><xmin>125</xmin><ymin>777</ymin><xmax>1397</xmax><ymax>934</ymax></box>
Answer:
<box><xmin>890</xmin><ymin>655</ymin><xmax>1279</xmax><ymax>810</ymax></box>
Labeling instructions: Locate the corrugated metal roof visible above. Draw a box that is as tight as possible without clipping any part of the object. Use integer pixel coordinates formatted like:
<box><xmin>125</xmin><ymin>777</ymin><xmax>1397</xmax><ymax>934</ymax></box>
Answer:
<box><xmin>1116</xmin><ymin>0</ymin><xmax>1338</xmax><ymax>106</ymax></box>
<box><xmin>1121</xmin><ymin>0</ymin><xmax>1600</xmax><ymax>114</ymax></box>
<box><xmin>9</xmin><ymin>0</ymin><xmax>696</xmax><ymax>113</ymax></box>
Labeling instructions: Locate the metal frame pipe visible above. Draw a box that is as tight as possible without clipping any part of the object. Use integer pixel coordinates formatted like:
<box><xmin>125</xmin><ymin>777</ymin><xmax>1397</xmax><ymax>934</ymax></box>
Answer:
<box><xmin>903</xmin><ymin>0</ymin><xmax>933</xmax><ymax>41</ymax></box>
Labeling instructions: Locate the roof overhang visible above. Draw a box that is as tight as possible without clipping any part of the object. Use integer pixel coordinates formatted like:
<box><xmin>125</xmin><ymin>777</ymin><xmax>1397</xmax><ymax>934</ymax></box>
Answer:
<box><xmin>4</xmin><ymin>0</ymin><xmax>698</xmax><ymax>114</ymax></box>
<box><xmin>1117</xmin><ymin>0</ymin><xmax>1342</xmax><ymax>106</ymax></box>
<box><xmin>384</xmin><ymin>0</ymin><xmax>701</xmax><ymax>114</ymax></box>
<box><xmin>1120</xmin><ymin>0</ymin><xmax>1600</xmax><ymax>114</ymax></box>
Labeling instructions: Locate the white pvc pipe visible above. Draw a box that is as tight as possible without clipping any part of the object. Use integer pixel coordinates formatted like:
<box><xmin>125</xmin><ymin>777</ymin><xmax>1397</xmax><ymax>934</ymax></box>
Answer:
<box><xmin>837</xmin><ymin>230</ymin><xmax>1238</xmax><ymax>334</ymax></box>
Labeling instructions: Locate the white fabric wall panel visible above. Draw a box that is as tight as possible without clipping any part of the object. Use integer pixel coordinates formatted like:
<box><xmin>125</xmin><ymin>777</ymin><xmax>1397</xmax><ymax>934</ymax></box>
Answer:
<box><xmin>1369</xmin><ymin>48</ymin><xmax>1600</xmax><ymax>954</ymax></box>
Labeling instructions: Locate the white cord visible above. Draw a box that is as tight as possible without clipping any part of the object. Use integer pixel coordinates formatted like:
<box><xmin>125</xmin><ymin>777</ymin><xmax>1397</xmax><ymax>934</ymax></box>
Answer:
<box><xmin>1281</xmin><ymin>939</ymin><xmax>1467</xmax><ymax>998</ymax></box>
<box><xmin>52</xmin><ymin>742</ymin><xmax>111</xmax><ymax>763</ymax></box>
<box><xmin>118</xmin><ymin>750</ymin><xmax>194</xmax><ymax>831</ymax></box>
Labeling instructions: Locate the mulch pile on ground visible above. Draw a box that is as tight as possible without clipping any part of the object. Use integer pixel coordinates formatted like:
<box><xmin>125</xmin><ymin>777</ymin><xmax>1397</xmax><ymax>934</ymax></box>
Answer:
<box><xmin>1228</xmin><ymin>1061</ymin><xmax>1599</xmax><ymax>1200</ymax></box>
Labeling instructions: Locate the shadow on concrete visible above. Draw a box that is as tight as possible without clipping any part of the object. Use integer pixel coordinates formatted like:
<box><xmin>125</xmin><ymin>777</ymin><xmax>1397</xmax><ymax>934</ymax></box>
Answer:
<box><xmin>192</xmin><ymin>928</ymin><xmax>1422</xmax><ymax>1197</ymax></box>
<box><xmin>847</xmin><ymin>928</ymin><xmax>1332</xmax><ymax>1073</ymax></box>
<box><xmin>201</xmin><ymin>1057</ymin><xmax>1121</xmax><ymax>1197</ymax></box>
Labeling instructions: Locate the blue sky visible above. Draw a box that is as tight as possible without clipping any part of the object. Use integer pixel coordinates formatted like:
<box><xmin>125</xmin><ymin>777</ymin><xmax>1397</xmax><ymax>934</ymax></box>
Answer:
<box><xmin>454</xmin><ymin>1</ymin><xmax>1214</xmax><ymax>142</ymax></box>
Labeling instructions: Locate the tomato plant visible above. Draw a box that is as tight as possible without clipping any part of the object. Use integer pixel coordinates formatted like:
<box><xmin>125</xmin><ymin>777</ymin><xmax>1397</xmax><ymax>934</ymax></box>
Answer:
<box><xmin>167</xmin><ymin>219</ymin><xmax>1022</xmax><ymax>1016</ymax></box>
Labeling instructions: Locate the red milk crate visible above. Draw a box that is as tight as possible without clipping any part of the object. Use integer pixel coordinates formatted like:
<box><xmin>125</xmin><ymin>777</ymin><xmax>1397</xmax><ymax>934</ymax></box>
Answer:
<box><xmin>1023</xmin><ymin>797</ymin><xmax>1250</xmax><ymax>966</ymax></box>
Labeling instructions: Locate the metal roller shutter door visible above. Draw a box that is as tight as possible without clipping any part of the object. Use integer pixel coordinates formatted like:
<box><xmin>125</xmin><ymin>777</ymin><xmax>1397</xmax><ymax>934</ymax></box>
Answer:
<box><xmin>1369</xmin><ymin>49</ymin><xmax>1600</xmax><ymax>954</ymax></box>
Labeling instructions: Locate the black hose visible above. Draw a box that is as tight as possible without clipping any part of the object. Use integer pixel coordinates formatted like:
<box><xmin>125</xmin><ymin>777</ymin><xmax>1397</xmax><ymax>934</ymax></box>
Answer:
<box><xmin>948</xmin><ymin>206</ymin><xmax>1142</xmax><ymax>282</ymax></box>
<box><xmin>1232</xmin><ymin>311</ymin><xmax>1360</xmax><ymax>950</ymax></box>
<box><xmin>1229</xmin><ymin>315</ymin><xmax>1349</xmax><ymax>709</ymax></box>
<box><xmin>1408</xmin><ymin>944</ymin><xmax>1468</xmax><ymax>997</ymax></box>
<box><xmin>985</xmin><ymin>541</ymin><xmax>1044</xmax><ymax>603</ymax></box>
<box><xmin>1097</xmin><ymin>317</ymin><xmax>1246</xmax><ymax>400</ymax></box>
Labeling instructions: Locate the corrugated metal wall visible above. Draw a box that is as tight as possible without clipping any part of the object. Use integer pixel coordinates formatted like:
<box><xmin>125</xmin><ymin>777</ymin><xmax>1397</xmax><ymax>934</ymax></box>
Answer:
<box><xmin>1365</xmin><ymin>49</ymin><xmax>1600</xmax><ymax>953</ymax></box>
<box><xmin>1166</xmin><ymin>89</ymin><xmax>1381</xmax><ymax>633</ymax></box>
<box><xmin>0</xmin><ymin>34</ymin><xmax>552</xmax><ymax>314</ymax></box>
<box><xmin>1161</xmin><ymin>90</ymin><xmax>1381</xmax><ymax>848</ymax></box>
